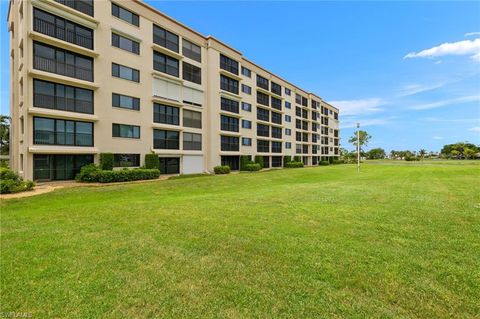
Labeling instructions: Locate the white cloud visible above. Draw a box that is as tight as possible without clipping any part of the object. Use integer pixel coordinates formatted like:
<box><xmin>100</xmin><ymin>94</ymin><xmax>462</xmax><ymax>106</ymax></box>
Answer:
<box><xmin>397</xmin><ymin>82</ymin><xmax>445</xmax><ymax>97</ymax></box>
<box><xmin>410</xmin><ymin>95</ymin><xmax>480</xmax><ymax>110</ymax></box>
<box><xmin>433</xmin><ymin>136</ymin><xmax>443</xmax><ymax>140</ymax></box>
<box><xmin>434</xmin><ymin>60</ymin><xmax>442</xmax><ymax>64</ymax></box>
<box><xmin>328</xmin><ymin>98</ymin><xmax>385</xmax><ymax>116</ymax></box>
<box><xmin>404</xmin><ymin>38</ymin><xmax>480</xmax><ymax>62</ymax></box>
<box><xmin>465</xmin><ymin>32</ymin><xmax>480</xmax><ymax>37</ymax></box>
<box><xmin>469</xmin><ymin>126</ymin><xmax>480</xmax><ymax>133</ymax></box>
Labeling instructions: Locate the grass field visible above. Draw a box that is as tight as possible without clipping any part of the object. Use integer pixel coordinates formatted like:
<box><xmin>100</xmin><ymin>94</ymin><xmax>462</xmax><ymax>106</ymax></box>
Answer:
<box><xmin>1</xmin><ymin>162</ymin><xmax>479</xmax><ymax>318</ymax></box>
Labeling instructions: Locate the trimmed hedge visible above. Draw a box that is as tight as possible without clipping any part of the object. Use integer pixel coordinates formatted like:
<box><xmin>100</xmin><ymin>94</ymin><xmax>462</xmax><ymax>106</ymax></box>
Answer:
<box><xmin>283</xmin><ymin>156</ymin><xmax>292</xmax><ymax>167</ymax></box>
<box><xmin>405</xmin><ymin>156</ymin><xmax>420</xmax><ymax>161</ymax></box>
<box><xmin>0</xmin><ymin>167</ymin><xmax>35</xmax><ymax>194</ymax></box>
<box><xmin>332</xmin><ymin>159</ymin><xmax>344</xmax><ymax>164</ymax></box>
<box><xmin>100</xmin><ymin>153</ymin><xmax>114</xmax><ymax>170</ymax></box>
<box><xmin>76</xmin><ymin>164</ymin><xmax>160</xmax><ymax>183</ymax></box>
<box><xmin>214</xmin><ymin>165</ymin><xmax>230</xmax><ymax>174</ymax></box>
<box><xmin>319</xmin><ymin>160</ymin><xmax>330</xmax><ymax>166</ymax></box>
<box><xmin>254</xmin><ymin>155</ymin><xmax>264</xmax><ymax>169</ymax></box>
<box><xmin>284</xmin><ymin>161</ymin><xmax>304</xmax><ymax>168</ymax></box>
<box><xmin>244</xmin><ymin>163</ymin><xmax>262</xmax><ymax>171</ymax></box>
<box><xmin>240</xmin><ymin>155</ymin><xmax>253</xmax><ymax>171</ymax></box>
<box><xmin>145</xmin><ymin>154</ymin><xmax>160</xmax><ymax>169</ymax></box>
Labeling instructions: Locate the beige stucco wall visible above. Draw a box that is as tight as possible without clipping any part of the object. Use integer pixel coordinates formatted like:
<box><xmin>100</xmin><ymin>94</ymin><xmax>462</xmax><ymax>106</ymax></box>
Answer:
<box><xmin>8</xmin><ymin>0</ymin><xmax>340</xmax><ymax>180</ymax></box>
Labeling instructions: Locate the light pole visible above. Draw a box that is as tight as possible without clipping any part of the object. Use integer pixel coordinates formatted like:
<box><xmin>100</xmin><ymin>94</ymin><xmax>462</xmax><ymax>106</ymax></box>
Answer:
<box><xmin>357</xmin><ymin>123</ymin><xmax>360</xmax><ymax>172</ymax></box>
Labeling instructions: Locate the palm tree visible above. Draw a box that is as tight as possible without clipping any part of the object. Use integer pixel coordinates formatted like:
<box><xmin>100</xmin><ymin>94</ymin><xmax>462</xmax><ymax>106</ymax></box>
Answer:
<box><xmin>419</xmin><ymin>149</ymin><xmax>427</xmax><ymax>160</ymax></box>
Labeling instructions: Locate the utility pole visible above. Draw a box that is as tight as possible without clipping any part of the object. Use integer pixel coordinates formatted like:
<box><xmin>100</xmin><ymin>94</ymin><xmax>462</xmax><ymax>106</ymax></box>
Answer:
<box><xmin>357</xmin><ymin>123</ymin><xmax>360</xmax><ymax>172</ymax></box>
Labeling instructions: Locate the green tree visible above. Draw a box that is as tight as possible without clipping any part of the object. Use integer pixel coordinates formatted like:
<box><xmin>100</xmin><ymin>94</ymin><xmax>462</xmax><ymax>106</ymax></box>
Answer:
<box><xmin>0</xmin><ymin>115</ymin><xmax>10</xmax><ymax>155</ymax></box>
<box><xmin>419</xmin><ymin>149</ymin><xmax>427</xmax><ymax>160</ymax></box>
<box><xmin>348</xmin><ymin>130</ymin><xmax>371</xmax><ymax>155</ymax></box>
<box><xmin>464</xmin><ymin>148</ymin><xmax>476</xmax><ymax>159</ymax></box>
<box><xmin>366</xmin><ymin>148</ymin><xmax>386</xmax><ymax>160</ymax></box>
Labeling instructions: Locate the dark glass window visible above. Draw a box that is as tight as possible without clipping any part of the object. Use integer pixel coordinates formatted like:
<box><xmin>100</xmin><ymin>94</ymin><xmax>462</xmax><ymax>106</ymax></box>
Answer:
<box><xmin>285</xmin><ymin>128</ymin><xmax>291</xmax><ymax>136</ymax></box>
<box><xmin>257</xmin><ymin>123</ymin><xmax>269</xmax><ymax>137</ymax></box>
<box><xmin>34</xmin><ymin>79</ymin><xmax>93</xmax><ymax>114</ymax></box>
<box><xmin>183</xmin><ymin>132</ymin><xmax>202</xmax><ymax>150</ymax></box>
<box><xmin>182</xmin><ymin>62</ymin><xmax>201</xmax><ymax>84</ymax></box>
<box><xmin>153</xmin><ymin>51</ymin><xmax>179</xmax><ymax>77</ymax></box>
<box><xmin>302</xmin><ymin>97</ymin><xmax>308</xmax><ymax>107</ymax></box>
<box><xmin>221</xmin><ymin>156</ymin><xmax>240</xmax><ymax>170</ymax></box>
<box><xmin>241</xmin><ymin>66</ymin><xmax>251</xmax><ymax>77</ymax></box>
<box><xmin>112</xmin><ymin>33</ymin><xmax>140</xmax><ymax>54</ymax></box>
<box><xmin>241</xmin><ymin>102</ymin><xmax>251</xmax><ymax>112</ymax></box>
<box><xmin>112</xmin><ymin>123</ymin><xmax>140</xmax><ymax>139</ymax></box>
<box><xmin>159</xmin><ymin>157</ymin><xmax>180</xmax><ymax>174</ymax></box>
<box><xmin>220</xmin><ymin>75</ymin><xmax>239</xmax><ymax>94</ymax></box>
<box><xmin>242</xmin><ymin>137</ymin><xmax>252</xmax><ymax>146</ymax></box>
<box><xmin>113</xmin><ymin>154</ymin><xmax>140</xmax><ymax>167</ymax></box>
<box><xmin>303</xmin><ymin>132</ymin><xmax>309</xmax><ymax>142</ymax></box>
<box><xmin>153</xmin><ymin>25</ymin><xmax>179</xmax><ymax>52</ymax></box>
<box><xmin>153</xmin><ymin>103</ymin><xmax>179</xmax><ymax>125</ymax></box>
<box><xmin>220</xmin><ymin>115</ymin><xmax>239</xmax><ymax>132</ymax></box>
<box><xmin>271</xmin><ymin>141</ymin><xmax>282</xmax><ymax>153</ymax></box>
<box><xmin>257</xmin><ymin>75</ymin><xmax>269</xmax><ymax>90</ymax></box>
<box><xmin>302</xmin><ymin>109</ymin><xmax>308</xmax><ymax>119</ymax></box>
<box><xmin>33</xmin><ymin>8</ymin><xmax>93</xmax><ymax>50</ymax></box>
<box><xmin>33</xmin><ymin>41</ymin><xmax>93</xmax><ymax>81</ymax></box>
<box><xmin>285</xmin><ymin>142</ymin><xmax>291</xmax><ymax>149</ymax></box>
<box><xmin>271</xmin><ymin>112</ymin><xmax>282</xmax><ymax>125</ymax></box>
<box><xmin>183</xmin><ymin>109</ymin><xmax>202</xmax><ymax>128</ymax></box>
<box><xmin>112</xmin><ymin>93</ymin><xmax>140</xmax><ymax>110</ymax></box>
<box><xmin>257</xmin><ymin>108</ymin><xmax>269</xmax><ymax>122</ymax></box>
<box><xmin>285</xmin><ymin>88</ymin><xmax>291</xmax><ymax>96</ymax></box>
<box><xmin>33</xmin><ymin>117</ymin><xmax>93</xmax><ymax>146</ymax></box>
<box><xmin>257</xmin><ymin>91</ymin><xmax>269</xmax><ymax>106</ymax></box>
<box><xmin>296</xmin><ymin>132</ymin><xmax>302</xmax><ymax>142</ymax></box>
<box><xmin>154</xmin><ymin>129</ymin><xmax>179</xmax><ymax>149</ymax></box>
<box><xmin>221</xmin><ymin>135</ymin><xmax>239</xmax><ymax>151</ymax></box>
<box><xmin>55</xmin><ymin>0</ymin><xmax>93</xmax><ymax>17</ymax></box>
<box><xmin>271</xmin><ymin>82</ymin><xmax>282</xmax><ymax>96</ymax></box>
<box><xmin>285</xmin><ymin>101</ymin><xmax>291</xmax><ymax>109</ymax></box>
<box><xmin>295</xmin><ymin>94</ymin><xmax>302</xmax><ymax>104</ymax></box>
<box><xmin>34</xmin><ymin>154</ymin><xmax>93</xmax><ymax>181</ymax></box>
<box><xmin>302</xmin><ymin>120</ymin><xmax>308</xmax><ymax>130</ymax></box>
<box><xmin>303</xmin><ymin>145</ymin><xmax>309</xmax><ymax>154</ymax></box>
<box><xmin>241</xmin><ymin>84</ymin><xmax>251</xmax><ymax>95</ymax></box>
<box><xmin>257</xmin><ymin>140</ymin><xmax>269</xmax><ymax>153</ymax></box>
<box><xmin>112</xmin><ymin>3</ymin><xmax>139</xmax><ymax>26</ymax></box>
<box><xmin>271</xmin><ymin>126</ymin><xmax>282</xmax><ymax>139</ymax></box>
<box><xmin>182</xmin><ymin>39</ymin><xmax>201</xmax><ymax>62</ymax></box>
<box><xmin>112</xmin><ymin>63</ymin><xmax>139</xmax><ymax>82</ymax></box>
<box><xmin>271</xmin><ymin>96</ymin><xmax>282</xmax><ymax>110</ymax></box>
<box><xmin>296</xmin><ymin>119</ymin><xmax>302</xmax><ymax>129</ymax></box>
<box><xmin>272</xmin><ymin>156</ymin><xmax>282</xmax><ymax>167</ymax></box>
<box><xmin>220</xmin><ymin>54</ymin><xmax>239</xmax><ymax>75</ymax></box>
<box><xmin>220</xmin><ymin>97</ymin><xmax>239</xmax><ymax>114</ymax></box>
<box><xmin>285</xmin><ymin>115</ymin><xmax>291</xmax><ymax>122</ymax></box>
<box><xmin>242</xmin><ymin>120</ymin><xmax>251</xmax><ymax>129</ymax></box>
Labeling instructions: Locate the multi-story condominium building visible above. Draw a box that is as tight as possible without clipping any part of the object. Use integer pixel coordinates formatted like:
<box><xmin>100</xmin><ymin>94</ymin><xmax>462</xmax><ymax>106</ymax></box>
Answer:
<box><xmin>7</xmin><ymin>0</ymin><xmax>340</xmax><ymax>181</ymax></box>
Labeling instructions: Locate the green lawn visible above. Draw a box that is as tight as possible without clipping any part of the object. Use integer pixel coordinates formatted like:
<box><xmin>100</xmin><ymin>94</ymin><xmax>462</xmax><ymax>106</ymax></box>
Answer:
<box><xmin>1</xmin><ymin>162</ymin><xmax>479</xmax><ymax>318</ymax></box>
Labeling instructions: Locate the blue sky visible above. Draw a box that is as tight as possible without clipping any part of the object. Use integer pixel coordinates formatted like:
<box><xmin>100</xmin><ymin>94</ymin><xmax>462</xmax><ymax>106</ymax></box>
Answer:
<box><xmin>1</xmin><ymin>1</ymin><xmax>479</xmax><ymax>152</ymax></box>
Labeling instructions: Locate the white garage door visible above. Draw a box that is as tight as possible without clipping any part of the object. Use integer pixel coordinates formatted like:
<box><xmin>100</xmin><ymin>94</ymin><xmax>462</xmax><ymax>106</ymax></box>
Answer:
<box><xmin>183</xmin><ymin>155</ymin><xmax>204</xmax><ymax>174</ymax></box>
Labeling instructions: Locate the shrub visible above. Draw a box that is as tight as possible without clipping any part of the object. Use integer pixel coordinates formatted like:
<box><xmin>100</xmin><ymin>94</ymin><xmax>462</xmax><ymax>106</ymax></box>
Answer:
<box><xmin>214</xmin><ymin>165</ymin><xmax>230</xmax><ymax>174</ymax></box>
<box><xmin>285</xmin><ymin>161</ymin><xmax>304</xmax><ymax>168</ymax></box>
<box><xmin>240</xmin><ymin>155</ymin><xmax>253</xmax><ymax>171</ymax></box>
<box><xmin>328</xmin><ymin>157</ymin><xmax>335</xmax><ymax>164</ymax></box>
<box><xmin>100</xmin><ymin>153</ymin><xmax>114</xmax><ymax>170</ymax></box>
<box><xmin>332</xmin><ymin>159</ymin><xmax>344</xmax><ymax>164</ymax></box>
<box><xmin>254</xmin><ymin>155</ymin><xmax>264</xmax><ymax>169</ymax></box>
<box><xmin>293</xmin><ymin>156</ymin><xmax>301</xmax><ymax>162</ymax></box>
<box><xmin>145</xmin><ymin>154</ymin><xmax>160</xmax><ymax>169</ymax></box>
<box><xmin>244</xmin><ymin>163</ymin><xmax>261</xmax><ymax>171</ymax></box>
<box><xmin>319</xmin><ymin>160</ymin><xmax>330</xmax><ymax>166</ymax></box>
<box><xmin>76</xmin><ymin>164</ymin><xmax>160</xmax><ymax>183</ymax></box>
<box><xmin>283</xmin><ymin>156</ymin><xmax>292</xmax><ymax>167</ymax></box>
<box><xmin>0</xmin><ymin>159</ymin><xmax>8</xmax><ymax>168</ymax></box>
<box><xmin>405</xmin><ymin>156</ymin><xmax>420</xmax><ymax>161</ymax></box>
<box><xmin>0</xmin><ymin>167</ymin><xmax>35</xmax><ymax>194</ymax></box>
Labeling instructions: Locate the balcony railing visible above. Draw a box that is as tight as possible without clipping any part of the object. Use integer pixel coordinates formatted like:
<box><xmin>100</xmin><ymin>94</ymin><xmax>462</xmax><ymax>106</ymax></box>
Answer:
<box><xmin>34</xmin><ymin>93</ymin><xmax>93</xmax><ymax>114</ymax></box>
<box><xmin>34</xmin><ymin>16</ymin><xmax>93</xmax><ymax>49</ymax></box>
<box><xmin>34</xmin><ymin>56</ymin><xmax>93</xmax><ymax>82</ymax></box>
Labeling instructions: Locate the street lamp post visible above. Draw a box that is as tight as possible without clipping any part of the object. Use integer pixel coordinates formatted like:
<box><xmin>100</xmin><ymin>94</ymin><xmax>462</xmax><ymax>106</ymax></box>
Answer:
<box><xmin>357</xmin><ymin>123</ymin><xmax>360</xmax><ymax>172</ymax></box>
